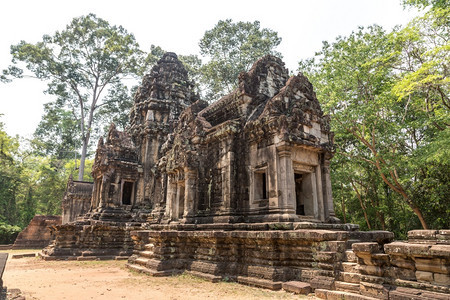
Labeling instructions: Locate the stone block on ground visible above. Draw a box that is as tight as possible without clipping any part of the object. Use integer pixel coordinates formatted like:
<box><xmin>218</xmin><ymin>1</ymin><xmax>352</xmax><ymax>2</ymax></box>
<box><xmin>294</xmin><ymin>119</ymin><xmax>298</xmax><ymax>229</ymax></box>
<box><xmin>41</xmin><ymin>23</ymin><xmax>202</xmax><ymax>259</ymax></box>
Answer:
<box><xmin>282</xmin><ymin>281</ymin><xmax>311</xmax><ymax>294</ymax></box>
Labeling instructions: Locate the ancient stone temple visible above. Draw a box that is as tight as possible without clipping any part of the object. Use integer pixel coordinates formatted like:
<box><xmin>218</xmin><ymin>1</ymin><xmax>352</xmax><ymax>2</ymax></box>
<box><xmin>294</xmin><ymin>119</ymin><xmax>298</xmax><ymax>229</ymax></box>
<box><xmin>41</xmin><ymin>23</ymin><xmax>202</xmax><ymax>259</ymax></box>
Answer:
<box><xmin>43</xmin><ymin>52</ymin><xmax>450</xmax><ymax>299</ymax></box>
<box><xmin>61</xmin><ymin>175</ymin><xmax>92</xmax><ymax>224</ymax></box>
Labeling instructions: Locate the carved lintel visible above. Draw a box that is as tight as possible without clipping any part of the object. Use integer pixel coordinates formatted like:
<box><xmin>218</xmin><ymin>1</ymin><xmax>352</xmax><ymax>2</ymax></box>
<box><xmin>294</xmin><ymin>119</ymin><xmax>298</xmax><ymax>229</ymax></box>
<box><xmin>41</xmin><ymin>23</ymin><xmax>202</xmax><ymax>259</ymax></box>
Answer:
<box><xmin>293</xmin><ymin>163</ymin><xmax>314</xmax><ymax>173</ymax></box>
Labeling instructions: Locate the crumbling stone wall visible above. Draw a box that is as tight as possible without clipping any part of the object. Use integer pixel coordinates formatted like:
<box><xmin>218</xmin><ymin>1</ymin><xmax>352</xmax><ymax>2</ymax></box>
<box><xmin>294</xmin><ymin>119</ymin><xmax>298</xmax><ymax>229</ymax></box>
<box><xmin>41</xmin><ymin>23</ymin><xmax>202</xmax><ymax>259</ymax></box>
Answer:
<box><xmin>127</xmin><ymin>223</ymin><xmax>393</xmax><ymax>291</ymax></box>
<box><xmin>12</xmin><ymin>215</ymin><xmax>61</xmax><ymax>249</ymax></box>
<box><xmin>62</xmin><ymin>176</ymin><xmax>93</xmax><ymax>224</ymax></box>
<box><xmin>316</xmin><ymin>230</ymin><xmax>450</xmax><ymax>299</ymax></box>
<box><xmin>40</xmin><ymin>223</ymin><xmax>140</xmax><ymax>260</ymax></box>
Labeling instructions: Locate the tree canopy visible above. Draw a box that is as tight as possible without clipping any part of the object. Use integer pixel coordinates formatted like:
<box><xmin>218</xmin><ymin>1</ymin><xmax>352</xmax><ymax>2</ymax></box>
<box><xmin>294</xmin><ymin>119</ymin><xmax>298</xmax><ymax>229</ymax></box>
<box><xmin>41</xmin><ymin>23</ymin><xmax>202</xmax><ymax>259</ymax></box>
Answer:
<box><xmin>2</xmin><ymin>13</ymin><xmax>148</xmax><ymax>180</ymax></box>
<box><xmin>299</xmin><ymin>6</ymin><xmax>449</xmax><ymax>234</ymax></box>
<box><xmin>199</xmin><ymin>19</ymin><xmax>282</xmax><ymax>101</ymax></box>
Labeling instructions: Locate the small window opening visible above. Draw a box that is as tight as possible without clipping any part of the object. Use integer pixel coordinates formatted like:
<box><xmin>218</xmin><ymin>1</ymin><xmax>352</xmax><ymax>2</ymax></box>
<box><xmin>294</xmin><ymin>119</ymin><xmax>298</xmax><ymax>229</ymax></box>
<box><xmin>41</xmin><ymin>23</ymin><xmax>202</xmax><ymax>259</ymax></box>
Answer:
<box><xmin>262</xmin><ymin>173</ymin><xmax>267</xmax><ymax>199</ymax></box>
<box><xmin>122</xmin><ymin>181</ymin><xmax>133</xmax><ymax>205</ymax></box>
<box><xmin>254</xmin><ymin>171</ymin><xmax>268</xmax><ymax>200</ymax></box>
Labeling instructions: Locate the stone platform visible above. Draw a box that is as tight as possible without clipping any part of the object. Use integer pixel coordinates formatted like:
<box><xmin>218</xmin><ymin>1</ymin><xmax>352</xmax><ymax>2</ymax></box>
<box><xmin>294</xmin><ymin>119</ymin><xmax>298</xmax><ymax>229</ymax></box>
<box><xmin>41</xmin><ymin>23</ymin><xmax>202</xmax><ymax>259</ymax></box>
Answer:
<box><xmin>126</xmin><ymin>222</ymin><xmax>393</xmax><ymax>292</ymax></box>
<box><xmin>317</xmin><ymin>229</ymin><xmax>450</xmax><ymax>299</ymax></box>
<box><xmin>12</xmin><ymin>215</ymin><xmax>61</xmax><ymax>249</ymax></box>
<box><xmin>40</xmin><ymin>221</ymin><xmax>142</xmax><ymax>261</ymax></box>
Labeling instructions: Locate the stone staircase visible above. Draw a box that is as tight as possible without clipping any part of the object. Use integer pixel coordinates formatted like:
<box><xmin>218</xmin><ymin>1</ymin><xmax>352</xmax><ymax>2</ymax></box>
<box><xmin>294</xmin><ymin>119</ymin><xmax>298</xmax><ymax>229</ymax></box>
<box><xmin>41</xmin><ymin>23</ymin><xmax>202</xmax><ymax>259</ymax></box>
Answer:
<box><xmin>127</xmin><ymin>242</ymin><xmax>161</xmax><ymax>275</ymax></box>
<box><xmin>335</xmin><ymin>249</ymin><xmax>361</xmax><ymax>293</ymax></box>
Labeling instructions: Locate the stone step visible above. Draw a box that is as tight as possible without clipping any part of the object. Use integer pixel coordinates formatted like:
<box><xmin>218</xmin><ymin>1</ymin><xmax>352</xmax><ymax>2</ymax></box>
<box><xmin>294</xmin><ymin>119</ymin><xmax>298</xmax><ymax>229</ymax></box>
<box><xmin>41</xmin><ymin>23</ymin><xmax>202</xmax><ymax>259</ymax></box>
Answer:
<box><xmin>335</xmin><ymin>281</ymin><xmax>360</xmax><ymax>293</ymax></box>
<box><xmin>340</xmin><ymin>272</ymin><xmax>361</xmax><ymax>284</ymax></box>
<box><xmin>344</xmin><ymin>250</ymin><xmax>358</xmax><ymax>263</ymax></box>
<box><xmin>139</xmin><ymin>251</ymin><xmax>154</xmax><ymax>259</ymax></box>
<box><xmin>134</xmin><ymin>257</ymin><xmax>151</xmax><ymax>267</ymax></box>
<box><xmin>144</xmin><ymin>243</ymin><xmax>154</xmax><ymax>251</ymax></box>
<box><xmin>126</xmin><ymin>263</ymin><xmax>182</xmax><ymax>277</ymax></box>
<box><xmin>236</xmin><ymin>276</ymin><xmax>282</xmax><ymax>290</ymax></box>
<box><xmin>187</xmin><ymin>271</ymin><xmax>222</xmax><ymax>283</ymax></box>
<box><xmin>341</xmin><ymin>262</ymin><xmax>358</xmax><ymax>273</ymax></box>
<box><xmin>282</xmin><ymin>281</ymin><xmax>311</xmax><ymax>295</ymax></box>
<box><xmin>315</xmin><ymin>289</ymin><xmax>377</xmax><ymax>300</ymax></box>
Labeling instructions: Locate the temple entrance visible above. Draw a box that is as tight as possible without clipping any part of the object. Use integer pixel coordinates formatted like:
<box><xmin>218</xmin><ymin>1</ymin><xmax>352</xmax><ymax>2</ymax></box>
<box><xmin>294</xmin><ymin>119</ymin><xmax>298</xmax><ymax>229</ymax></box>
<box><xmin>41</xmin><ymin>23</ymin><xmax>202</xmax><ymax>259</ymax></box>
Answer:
<box><xmin>295</xmin><ymin>173</ymin><xmax>304</xmax><ymax>215</ymax></box>
<box><xmin>122</xmin><ymin>181</ymin><xmax>134</xmax><ymax>205</ymax></box>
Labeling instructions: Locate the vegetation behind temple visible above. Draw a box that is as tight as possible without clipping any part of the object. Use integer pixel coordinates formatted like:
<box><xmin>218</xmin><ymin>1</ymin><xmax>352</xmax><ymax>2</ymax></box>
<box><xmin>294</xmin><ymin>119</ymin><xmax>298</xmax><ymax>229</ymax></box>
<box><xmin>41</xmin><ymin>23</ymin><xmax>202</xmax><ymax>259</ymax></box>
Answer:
<box><xmin>0</xmin><ymin>0</ymin><xmax>448</xmax><ymax>240</ymax></box>
<box><xmin>300</xmin><ymin>2</ymin><xmax>449</xmax><ymax>237</ymax></box>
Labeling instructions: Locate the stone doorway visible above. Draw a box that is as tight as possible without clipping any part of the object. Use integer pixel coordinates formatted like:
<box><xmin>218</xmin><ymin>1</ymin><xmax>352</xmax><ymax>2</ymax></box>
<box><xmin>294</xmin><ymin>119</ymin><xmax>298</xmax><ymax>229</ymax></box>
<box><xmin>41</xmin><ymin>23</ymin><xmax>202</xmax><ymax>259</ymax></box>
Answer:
<box><xmin>122</xmin><ymin>181</ymin><xmax>134</xmax><ymax>205</ymax></box>
<box><xmin>295</xmin><ymin>173</ymin><xmax>305</xmax><ymax>215</ymax></box>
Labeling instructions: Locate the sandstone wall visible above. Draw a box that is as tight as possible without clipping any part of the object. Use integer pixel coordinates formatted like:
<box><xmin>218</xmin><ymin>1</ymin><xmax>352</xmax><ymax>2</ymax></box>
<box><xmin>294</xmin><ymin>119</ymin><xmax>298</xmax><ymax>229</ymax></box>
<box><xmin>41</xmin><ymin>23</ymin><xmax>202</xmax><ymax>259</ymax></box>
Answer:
<box><xmin>12</xmin><ymin>215</ymin><xmax>61</xmax><ymax>249</ymax></box>
<box><xmin>40</xmin><ymin>223</ymin><xmax>141</xmax><ymax>260</ymax></box>
<box><xmin>127</xmin><ymin>224</ymin><xmax>393</xmax><ymax>291</ymax></box>
<box><xmin>316</xmin><ymin>229</ymin><xmax>450</xmax><ymax>299</ymax></box>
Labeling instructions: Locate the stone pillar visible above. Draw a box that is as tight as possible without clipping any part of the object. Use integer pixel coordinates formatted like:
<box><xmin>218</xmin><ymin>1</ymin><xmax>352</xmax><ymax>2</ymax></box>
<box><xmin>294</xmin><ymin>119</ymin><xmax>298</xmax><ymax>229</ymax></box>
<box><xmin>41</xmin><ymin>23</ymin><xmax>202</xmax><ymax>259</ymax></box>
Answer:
<box><xmin>310</xmin><ymin>172</ymin><xmax>319</xmax><ymax>219</ymax></box>
<box><xmin>315</xmin><ymin>165</ymin><xmax>325</xmax><ymax>221</ymax></box>
<box><xmin>184</xmin><ymin>168</ymin><xmax>196</xmax><ymax>218</ymax></box>
<box><xmin>165</xmin><ymin>175</ymin><xmax>175</xmax><ymax>219</ymax></box>
<box><xmin>221</xmin><ymin>151</ymin><xmax>234</xmax><ymax>212</ymax></box>
<box><xmin>175</xmin><ymin>183</ymin><xmax>183</xmax><ymax>220</ymax></box>
<box><xmin>276</xmin><ymin>146</ymin><xmax>296</xmax><ymax>214</ymax></box>
<box><xmin>323</xmin><ymin>159</ymin><xmax>335</xmax><ymax>220</ymax></box>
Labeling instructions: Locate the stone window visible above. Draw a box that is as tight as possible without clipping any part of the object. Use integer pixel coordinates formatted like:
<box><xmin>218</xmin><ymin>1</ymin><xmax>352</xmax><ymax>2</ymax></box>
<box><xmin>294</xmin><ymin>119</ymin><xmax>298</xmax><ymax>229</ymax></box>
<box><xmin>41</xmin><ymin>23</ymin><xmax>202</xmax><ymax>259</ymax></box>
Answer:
<box><xmin>254</xmin><ymin>171</ymin><xmax>268</xmax><ymax>200</ymax></box>
<box><xmin>121</xmin><ymin>181</ymin><xmax>134</xmax><ymax>205</ymax></box>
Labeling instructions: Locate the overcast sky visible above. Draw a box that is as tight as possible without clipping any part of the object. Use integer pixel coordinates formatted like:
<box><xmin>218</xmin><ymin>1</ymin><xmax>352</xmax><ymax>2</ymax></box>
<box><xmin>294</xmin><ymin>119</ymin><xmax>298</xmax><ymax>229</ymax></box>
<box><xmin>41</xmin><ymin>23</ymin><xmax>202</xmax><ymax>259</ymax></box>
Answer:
<box><xmin>0</xmin><ymin>0</ymin><xmax>419</xmax><ymax>138</ymax></box>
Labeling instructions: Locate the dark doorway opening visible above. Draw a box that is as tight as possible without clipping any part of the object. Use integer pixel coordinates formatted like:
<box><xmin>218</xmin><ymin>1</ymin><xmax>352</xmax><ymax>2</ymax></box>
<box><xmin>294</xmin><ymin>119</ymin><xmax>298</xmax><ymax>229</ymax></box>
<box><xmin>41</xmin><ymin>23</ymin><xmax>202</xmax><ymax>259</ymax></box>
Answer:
<box><xmin>295</xmin><ymin>173</ymin><xmax>304</xmax><ymax>215</ymax></box>
<box><xmin>177</xmin><ymin>184</ymin><xmax>185</xmax><ymax>220</ymax></box>
<box><xmin>122</xmin><ymin>181</ymin><xmax>133</xmax><ymax>205</ymax></box>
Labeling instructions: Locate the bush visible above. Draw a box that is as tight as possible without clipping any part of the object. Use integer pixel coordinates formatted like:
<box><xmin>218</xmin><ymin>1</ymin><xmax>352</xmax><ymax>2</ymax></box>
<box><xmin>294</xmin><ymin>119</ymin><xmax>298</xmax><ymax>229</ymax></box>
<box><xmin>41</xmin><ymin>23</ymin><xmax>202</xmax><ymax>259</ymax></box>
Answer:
<box><xmin>0</xmin><ymin>222</ymin><xmax>21</xmax><ymax>244</ymax></box>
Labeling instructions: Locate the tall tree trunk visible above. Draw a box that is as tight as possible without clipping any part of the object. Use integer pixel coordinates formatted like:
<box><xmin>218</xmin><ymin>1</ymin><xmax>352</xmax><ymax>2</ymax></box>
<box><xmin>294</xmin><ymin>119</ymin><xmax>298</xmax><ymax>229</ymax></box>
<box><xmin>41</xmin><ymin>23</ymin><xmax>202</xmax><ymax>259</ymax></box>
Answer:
<box><xmin>341</xmin><ymin>182</ymin><xmax>347</xmax><ymax>223</ymax></box>
<box><xmin>77</xmin><ymin>132</ymin><xmax>90</xmax><ymax>181</ymax></box>
<box><xmin>344</xmin><ymin>124</ymin><xmax>429</xmax><ymax>230</ymax></box>
<box><xmin>350</xmin><ymin>180</ymin><xmax>371</xmax><ymax>230</ymax></box>
<box><xmin>412</xmin><ymin>205</ymin><xmax>428</xmax><ymax>230</ymax></box>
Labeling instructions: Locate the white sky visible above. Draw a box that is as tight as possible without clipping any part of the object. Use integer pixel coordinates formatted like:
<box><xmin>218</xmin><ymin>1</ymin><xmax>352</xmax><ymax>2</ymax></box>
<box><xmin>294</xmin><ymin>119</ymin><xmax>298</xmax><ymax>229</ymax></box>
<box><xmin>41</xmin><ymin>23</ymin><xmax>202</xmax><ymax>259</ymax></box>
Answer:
<box><xmin>0</xmin><ymin>0</ymin><xmax>418</xmax><ymax>138</ymax></box>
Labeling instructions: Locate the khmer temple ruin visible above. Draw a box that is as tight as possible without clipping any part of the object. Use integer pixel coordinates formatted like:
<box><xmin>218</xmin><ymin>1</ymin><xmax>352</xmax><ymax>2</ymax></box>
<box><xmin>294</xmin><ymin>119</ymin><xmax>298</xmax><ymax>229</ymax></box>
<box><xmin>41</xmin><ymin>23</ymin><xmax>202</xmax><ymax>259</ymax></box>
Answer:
<box><xmin>40</xmin><ymin>53</ymin><xmax>450</xmax><ymax>299</ymax></box>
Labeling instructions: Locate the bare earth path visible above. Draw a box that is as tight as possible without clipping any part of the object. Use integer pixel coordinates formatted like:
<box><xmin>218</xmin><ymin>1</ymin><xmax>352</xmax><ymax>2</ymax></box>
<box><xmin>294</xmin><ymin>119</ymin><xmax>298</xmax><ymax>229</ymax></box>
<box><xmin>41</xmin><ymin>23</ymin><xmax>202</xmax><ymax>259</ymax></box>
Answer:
<box><xmin>2</xmin><ymin>251</ymin><xmax>312</xmax><ymax>300</ymax></box>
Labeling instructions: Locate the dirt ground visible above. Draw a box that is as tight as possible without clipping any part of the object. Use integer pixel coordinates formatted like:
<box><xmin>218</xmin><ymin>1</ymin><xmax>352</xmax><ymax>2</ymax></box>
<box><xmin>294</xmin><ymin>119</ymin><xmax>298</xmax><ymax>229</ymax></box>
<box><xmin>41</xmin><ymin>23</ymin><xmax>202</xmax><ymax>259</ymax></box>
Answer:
<box><xmin>1</xmin><ymin>250</ymin><xmax>313</xmax><ymax>300</ymax></box>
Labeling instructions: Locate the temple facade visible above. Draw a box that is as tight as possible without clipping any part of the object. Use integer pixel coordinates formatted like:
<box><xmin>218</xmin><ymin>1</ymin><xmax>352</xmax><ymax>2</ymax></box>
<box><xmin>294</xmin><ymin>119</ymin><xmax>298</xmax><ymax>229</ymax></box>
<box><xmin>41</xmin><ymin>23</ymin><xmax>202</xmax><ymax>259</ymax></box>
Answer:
<box><xmin>49</xmin><ymin>53</ymin><xmax>450</xmax><ymax>299</ymax></box>
<box><xmin>82</xmin><ymin>52</ymin><xmax>337</xmax><ymax>225</ymax></box>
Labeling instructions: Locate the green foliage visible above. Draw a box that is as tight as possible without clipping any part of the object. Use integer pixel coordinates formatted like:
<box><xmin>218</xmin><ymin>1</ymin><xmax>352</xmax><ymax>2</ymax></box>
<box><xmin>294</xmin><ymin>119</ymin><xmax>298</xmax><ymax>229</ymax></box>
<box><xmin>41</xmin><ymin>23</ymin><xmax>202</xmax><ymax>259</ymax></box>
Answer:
<box><xmin>402</xmin><ymin>0</ymin><xmax>449</xmax><ymax>10</ymax></box>
<box><xmin>0</xmin><ymin>222</ymin><xmax>21</xmax><ymax>244</ymax></box>
<box><xmin>3</xmin><ymin>13</ymin><xmax>149</xmax><ymax>180</ymax></box>
<box><xmin>300</xmin><ymin>7</ymin><xmax>449</xmax><ymax>235</ymax></box>
<box><xmin>199</xmin><ymin>19</ymin><xmax>282</xmax><ymax>101</ymax></box>
<box><xmin>0</xmin><ymin>115</ymin><xmax>95</xmax><ymax>231</ymax></box>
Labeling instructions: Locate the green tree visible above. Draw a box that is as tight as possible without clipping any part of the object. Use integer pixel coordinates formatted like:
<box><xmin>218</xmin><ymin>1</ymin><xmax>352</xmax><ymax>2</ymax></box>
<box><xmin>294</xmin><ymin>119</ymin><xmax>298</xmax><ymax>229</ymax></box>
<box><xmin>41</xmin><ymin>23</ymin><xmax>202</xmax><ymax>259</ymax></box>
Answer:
<box><xmin>0</xmin><ymin>118</ymin><xmax>21</xmax><ymax>225</ymax></box>
<box><xmin>199</xmin><ymin>19</ymin><xmax>282</xmax><ymax>101</ymax></box>
<box><xmin>299</xmin><ymin>21</ymin><xmax>449</xmax><ymax>232</ymax></box>
<box><xmin>402</xmin><ymin>0</ymin><xmax>449</xmax><ymax>10</ymax></box>
<box><xmin>2</xmin><ymin>14</ymin><xmax>148</xmax><ymax>181</ymax></box>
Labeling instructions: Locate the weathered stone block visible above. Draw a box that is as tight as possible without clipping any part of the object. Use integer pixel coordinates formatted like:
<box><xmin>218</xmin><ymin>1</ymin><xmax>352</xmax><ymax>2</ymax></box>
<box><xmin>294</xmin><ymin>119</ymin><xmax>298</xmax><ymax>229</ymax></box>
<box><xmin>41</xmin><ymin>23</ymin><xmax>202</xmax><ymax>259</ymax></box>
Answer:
<box><xmin>390</xmin><ymin>255</ymin><xmax>415</xmax><ymax>270</ymax></box>
<box><xmin>282</xmin><ymin>281</ymin><xmax>311</xmax><ymax>294</ymax></box>
<box><xmin>353</xmin><ymin>242</ymin><xmax>381</xmax><ymax>254</ymax></box>
<box><xmin>415</xmin><ymin>270</ymin><xmax>433</xmax><ymax>282</ymax></box>
<box><xmin>415</xmin><ymin>257</ymin><xmax>450</xmax><ymax>274</ymax></box>
<box><xmin>358</xmin><ymin>265</ymin><xmax>384</xmax><ymax>277</ymax></box>
<box><xmin>434</xmin><ymin>273</ymin><xmax>450</xmax><ymax>285</ymax></box>
<box><xmin>387</xmin><ymin>267</ymin><xmax>415</xmax><ymax>281</ymax></box>
<box><xmin>408</xmin><ymin>230</ymin><xmax>438</xmax><ymax>240</ymax></box>
<box><xmin>360</xmin><ymin>281</ymin><xmax>389</xmax><ymax>299</ymax></box>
